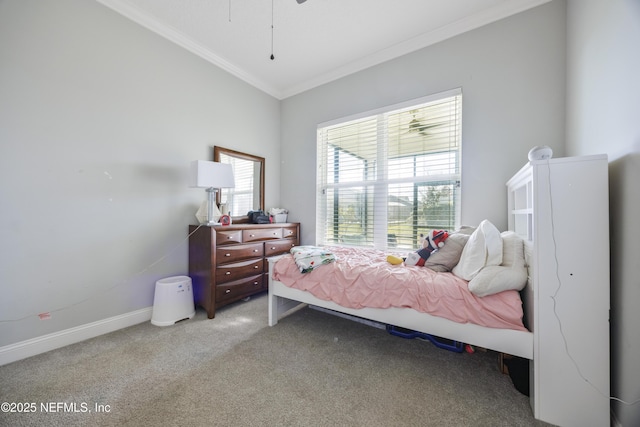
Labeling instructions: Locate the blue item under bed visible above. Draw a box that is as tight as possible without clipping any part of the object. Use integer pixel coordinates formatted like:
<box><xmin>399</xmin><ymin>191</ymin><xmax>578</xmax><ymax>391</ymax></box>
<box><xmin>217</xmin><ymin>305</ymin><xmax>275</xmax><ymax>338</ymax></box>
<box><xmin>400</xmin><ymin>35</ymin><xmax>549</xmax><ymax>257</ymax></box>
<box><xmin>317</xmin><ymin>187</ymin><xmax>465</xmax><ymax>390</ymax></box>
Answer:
<box><xmin>386</xmin><ymin>325</ymin><xmax>464</xmax><ymax>353</ymax></box>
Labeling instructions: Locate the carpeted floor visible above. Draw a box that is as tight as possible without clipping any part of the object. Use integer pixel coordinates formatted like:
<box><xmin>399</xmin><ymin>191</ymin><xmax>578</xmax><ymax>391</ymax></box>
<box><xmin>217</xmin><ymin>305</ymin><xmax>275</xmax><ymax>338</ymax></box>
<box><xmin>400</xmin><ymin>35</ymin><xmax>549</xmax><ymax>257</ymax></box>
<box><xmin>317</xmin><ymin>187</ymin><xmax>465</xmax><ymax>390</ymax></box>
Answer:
<box><xmin>0</xmin><ymin>293</ymin><xmax>550</xmax><ymax>426</ymax></box>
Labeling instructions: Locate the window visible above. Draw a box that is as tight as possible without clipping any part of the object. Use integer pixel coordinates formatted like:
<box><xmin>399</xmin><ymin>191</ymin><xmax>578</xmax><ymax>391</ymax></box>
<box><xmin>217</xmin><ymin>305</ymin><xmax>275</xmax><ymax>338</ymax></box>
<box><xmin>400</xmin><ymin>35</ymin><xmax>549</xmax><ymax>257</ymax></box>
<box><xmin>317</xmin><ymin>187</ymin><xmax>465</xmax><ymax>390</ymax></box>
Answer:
<box><xmin>316</xmin><ymin>89</ymin><xmax>462</xmax><ymax>250</ymax></box>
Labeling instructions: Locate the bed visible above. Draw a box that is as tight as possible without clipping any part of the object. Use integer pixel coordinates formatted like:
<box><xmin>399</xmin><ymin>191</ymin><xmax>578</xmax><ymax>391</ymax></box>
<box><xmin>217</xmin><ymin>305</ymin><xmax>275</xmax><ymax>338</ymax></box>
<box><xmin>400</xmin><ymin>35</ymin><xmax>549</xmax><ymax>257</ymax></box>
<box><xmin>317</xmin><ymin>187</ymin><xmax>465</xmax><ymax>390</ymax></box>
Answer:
<box><xmin>267</xmin><ymin>156</ymin><xmax>612</xmax><ymax>427</ymax></box>
<box><xmin>267</xmin><ymin>237</ymin><xmax>534</xmax><ymax>360</ymax></box>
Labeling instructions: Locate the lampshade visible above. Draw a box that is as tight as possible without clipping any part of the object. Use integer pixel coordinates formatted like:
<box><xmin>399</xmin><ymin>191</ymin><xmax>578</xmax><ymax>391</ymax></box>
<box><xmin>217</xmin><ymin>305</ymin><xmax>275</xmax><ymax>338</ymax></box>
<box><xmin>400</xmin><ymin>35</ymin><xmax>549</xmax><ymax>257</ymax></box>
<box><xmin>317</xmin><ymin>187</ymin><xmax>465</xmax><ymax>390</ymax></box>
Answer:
<box><xmin>189</xmin><ymin>161</ymin><xmax>235</xmax><ymax>189</ymax></box>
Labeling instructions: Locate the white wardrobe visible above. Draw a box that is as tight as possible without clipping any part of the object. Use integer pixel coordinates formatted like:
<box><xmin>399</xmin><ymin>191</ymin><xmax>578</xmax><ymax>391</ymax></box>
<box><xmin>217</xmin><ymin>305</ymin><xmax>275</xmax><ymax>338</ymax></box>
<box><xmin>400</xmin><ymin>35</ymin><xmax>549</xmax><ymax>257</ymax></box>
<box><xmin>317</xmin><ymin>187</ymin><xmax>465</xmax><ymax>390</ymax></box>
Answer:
<box><xmin>507</xmin><ymin>154</ymin><xmax>610</xmax><ymax>427</ymax></box>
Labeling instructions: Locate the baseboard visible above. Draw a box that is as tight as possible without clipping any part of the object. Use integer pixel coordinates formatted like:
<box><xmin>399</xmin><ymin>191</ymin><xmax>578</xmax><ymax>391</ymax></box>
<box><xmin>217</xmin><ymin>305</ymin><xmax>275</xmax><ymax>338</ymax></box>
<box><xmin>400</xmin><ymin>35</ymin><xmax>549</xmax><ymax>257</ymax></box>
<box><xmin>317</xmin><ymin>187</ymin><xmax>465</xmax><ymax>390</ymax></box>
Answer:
<box><xmin>0</xmin><ymin>307</ymin><xmax>153</xmax><ymax>366</ymax></box>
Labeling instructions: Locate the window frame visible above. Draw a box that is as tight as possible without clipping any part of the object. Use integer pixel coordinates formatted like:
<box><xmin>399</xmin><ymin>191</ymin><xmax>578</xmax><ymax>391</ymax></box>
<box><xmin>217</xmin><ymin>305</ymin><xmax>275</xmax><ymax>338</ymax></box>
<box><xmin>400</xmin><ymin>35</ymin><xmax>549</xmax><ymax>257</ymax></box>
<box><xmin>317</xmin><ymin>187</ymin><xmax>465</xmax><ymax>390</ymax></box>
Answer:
<box><xmin>316</xmin><ymin>88</ymin><xmax>462</xmax><ymax>250</ymax></box>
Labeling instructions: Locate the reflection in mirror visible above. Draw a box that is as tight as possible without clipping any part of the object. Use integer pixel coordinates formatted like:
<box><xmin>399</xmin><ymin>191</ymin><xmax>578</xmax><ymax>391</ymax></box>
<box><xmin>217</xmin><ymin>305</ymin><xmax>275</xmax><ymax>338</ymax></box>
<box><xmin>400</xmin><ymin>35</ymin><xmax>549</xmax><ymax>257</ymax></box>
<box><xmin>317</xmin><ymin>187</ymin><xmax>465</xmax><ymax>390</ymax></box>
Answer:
<box><xmin>213</xmin><ymin>146</ymin><xmax>265</xmax><ymax>218</ymax></box>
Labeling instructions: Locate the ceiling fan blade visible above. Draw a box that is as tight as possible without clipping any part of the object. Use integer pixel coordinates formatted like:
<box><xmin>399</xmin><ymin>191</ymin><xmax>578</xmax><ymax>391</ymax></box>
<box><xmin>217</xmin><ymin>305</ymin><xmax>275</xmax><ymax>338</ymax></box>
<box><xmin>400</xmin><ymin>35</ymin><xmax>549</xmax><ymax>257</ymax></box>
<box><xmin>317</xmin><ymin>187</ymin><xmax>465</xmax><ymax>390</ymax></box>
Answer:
<box><xmin>296</xmin><ymin>0</ymin><xmax>307</xmax><ymax>4</ymax></box>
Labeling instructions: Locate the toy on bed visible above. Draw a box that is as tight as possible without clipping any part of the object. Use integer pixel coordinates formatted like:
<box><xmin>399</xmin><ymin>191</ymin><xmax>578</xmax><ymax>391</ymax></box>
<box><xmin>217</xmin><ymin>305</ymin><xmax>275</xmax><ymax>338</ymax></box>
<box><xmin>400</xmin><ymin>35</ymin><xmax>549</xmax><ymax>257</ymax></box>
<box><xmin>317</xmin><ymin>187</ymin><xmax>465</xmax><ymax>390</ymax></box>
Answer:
<box><xmin>404</xmin><ymin>229</ymin><xmax>449</xmax><ymax>266</ymax></box>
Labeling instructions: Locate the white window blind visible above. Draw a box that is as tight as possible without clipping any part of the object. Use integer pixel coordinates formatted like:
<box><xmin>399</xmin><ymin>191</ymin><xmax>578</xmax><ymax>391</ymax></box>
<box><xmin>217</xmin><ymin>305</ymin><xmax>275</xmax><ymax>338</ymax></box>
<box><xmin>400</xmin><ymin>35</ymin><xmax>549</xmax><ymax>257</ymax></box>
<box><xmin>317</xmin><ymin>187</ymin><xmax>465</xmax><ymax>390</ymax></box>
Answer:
<box><xmin>316</xmin><ymin>89</ymin><xmax>462</xmax><ymax>250</ymax></box>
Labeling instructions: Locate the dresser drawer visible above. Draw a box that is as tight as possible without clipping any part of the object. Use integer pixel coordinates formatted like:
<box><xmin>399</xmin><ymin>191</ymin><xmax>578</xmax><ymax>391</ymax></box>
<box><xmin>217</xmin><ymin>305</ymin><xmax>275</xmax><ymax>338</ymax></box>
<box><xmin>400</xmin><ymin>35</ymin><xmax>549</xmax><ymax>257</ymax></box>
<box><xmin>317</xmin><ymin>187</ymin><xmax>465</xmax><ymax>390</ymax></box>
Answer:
<box><xmin>283</xmin><ymin>226</ymin><xmax>298</xmax><ymax>239</ymax></box>
<box><xmin>216</xmin><ymin>258</ymin><xmax>264</xmax><ymax>283</ymax></box>
<box><xmin>265</xmin><ymin>239</ymin><xmax>297</xmax><ymax>257</ymax></box>
<box><xmin>216</xmin><ymin>243</ymin><xmax>263</xmax><ymax>264</ymax></box>
<box><xmin>243</xmin><ymin>228</ymin><xmax>283</xmax><ymax>242</ymax></box>
<box><xmin>216</xmin><ymin>274</ymin><xmax>264</xmax><ymax>304</ymax></box>
<box><xmin>216</xmin><ymin>230</ymin><xmax>243</xmax><ymax>245</ymax></box>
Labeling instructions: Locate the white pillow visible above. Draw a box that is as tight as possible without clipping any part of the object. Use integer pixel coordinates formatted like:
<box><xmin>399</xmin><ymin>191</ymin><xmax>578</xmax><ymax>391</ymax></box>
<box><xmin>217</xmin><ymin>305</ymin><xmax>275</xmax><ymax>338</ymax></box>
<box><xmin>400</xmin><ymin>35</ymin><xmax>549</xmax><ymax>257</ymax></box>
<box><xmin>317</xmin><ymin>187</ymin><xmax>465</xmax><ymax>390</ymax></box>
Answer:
<box><xmin>468</xmin><ymin>231</ymin><xmax>528</xmax><ymax>297</ymax></box>
<box><xmin>499</xmin><ymin>231</ymin><xmax>525</xmax><ymax>268</ymax></box>
<box><xmin>452</xmin><ymin>219</ymin><xmax>502</xmax><ymax>281</ymax></box>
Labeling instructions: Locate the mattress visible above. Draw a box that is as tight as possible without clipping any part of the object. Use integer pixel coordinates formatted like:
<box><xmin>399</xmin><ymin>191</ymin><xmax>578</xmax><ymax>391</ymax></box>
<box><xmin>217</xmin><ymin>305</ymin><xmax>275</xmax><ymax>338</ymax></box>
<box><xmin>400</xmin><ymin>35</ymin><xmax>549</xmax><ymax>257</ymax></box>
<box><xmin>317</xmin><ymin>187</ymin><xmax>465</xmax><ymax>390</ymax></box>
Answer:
<box><xmin>272</xmin><ymin>246</ymin><xmax>527</xmax><ymax>331</ymax></box>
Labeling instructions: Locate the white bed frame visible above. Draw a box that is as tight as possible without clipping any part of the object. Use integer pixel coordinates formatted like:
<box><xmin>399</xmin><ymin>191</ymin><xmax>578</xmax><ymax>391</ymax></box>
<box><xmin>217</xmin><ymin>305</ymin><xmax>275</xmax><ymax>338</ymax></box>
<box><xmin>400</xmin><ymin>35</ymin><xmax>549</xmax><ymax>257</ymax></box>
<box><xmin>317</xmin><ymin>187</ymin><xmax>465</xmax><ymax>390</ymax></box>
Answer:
<box><xmin>268</xmin><ymin>263</ymin><xmax>533</xmax><ymax>359</ymax></box>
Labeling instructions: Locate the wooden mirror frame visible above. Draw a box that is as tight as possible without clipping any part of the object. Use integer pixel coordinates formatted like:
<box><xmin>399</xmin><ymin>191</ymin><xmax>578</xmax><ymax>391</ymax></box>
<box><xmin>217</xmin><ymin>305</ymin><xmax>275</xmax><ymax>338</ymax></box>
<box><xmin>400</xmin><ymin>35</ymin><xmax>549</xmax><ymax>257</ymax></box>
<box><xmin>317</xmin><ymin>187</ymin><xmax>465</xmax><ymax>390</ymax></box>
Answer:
<box><xmin>213</xmin><ymin>146</ymin><xmax>265</xmax><ymax>222</ymax></box>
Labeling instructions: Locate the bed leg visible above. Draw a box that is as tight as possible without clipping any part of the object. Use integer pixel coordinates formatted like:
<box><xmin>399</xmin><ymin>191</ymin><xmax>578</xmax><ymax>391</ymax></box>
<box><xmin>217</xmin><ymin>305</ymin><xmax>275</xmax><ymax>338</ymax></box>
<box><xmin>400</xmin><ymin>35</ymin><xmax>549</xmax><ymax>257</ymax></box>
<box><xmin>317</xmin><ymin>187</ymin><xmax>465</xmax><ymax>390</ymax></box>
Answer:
<box><xmin>268</xmin><ymin>293</ymin><xmax>279</xmax><ymax>326</ymax></box>
<box><xmin>268</xmin><ymin>292</ymin><xmax>306</xmax><ymax>326</ymax></box>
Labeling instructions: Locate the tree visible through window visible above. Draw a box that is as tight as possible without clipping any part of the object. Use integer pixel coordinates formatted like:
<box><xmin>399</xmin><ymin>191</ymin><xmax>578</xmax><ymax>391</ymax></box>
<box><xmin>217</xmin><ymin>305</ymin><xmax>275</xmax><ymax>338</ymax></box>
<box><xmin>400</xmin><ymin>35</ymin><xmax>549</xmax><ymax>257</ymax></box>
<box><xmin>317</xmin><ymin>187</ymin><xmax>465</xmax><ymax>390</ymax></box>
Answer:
<box><xmin>316</xmin><ymin>89</ymin><xmax>462</xmax><ymax>250</ymax></box>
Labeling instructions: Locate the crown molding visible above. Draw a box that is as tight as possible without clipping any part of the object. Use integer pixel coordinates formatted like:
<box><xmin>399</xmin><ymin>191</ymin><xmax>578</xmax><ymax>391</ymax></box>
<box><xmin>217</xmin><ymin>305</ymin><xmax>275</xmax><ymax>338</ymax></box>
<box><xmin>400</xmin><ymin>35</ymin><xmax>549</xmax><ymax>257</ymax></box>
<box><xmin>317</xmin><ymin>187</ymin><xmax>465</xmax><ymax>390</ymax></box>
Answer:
<box><xmin>97</xmin><ymin>0</ymin><xmax>552</xmax><ymax>100</ymax></box>
<box><xmin>281</xmin><ymin>0</ymin><xmax>553</xmax><ymax>99</ymax></box>
<box><xmin>96</xmin><ymin>0</ymin><xmax>283</xmax><ymax>99</ymax></box>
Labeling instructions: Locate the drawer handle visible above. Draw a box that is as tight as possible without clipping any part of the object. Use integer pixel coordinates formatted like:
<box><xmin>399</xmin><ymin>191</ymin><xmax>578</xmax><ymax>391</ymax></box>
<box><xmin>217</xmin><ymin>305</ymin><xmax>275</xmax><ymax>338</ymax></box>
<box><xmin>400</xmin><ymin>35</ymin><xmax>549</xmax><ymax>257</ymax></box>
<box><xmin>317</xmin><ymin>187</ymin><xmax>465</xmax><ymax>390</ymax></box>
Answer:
<box><xmin>227</xmin><ymin>236</ymin><xmax>232</xmax><ymax>239</ymax></box>
<box><xmin>270</xmin><ymin>247</ymin><xmax>276</xmax><ymax>250</ymax></box>
<box><xmin>254</xmin><ymin>265</ymin><xmax>259</xmax><ymax>269</ymax></box>
<box><xmin>225</xmin><ymin>289</ymin><xmax>231</xmax><ymax>294</ymax></box>
<box><xmin>225</xmin><ymin>253</ymin><xmax>231</xmax><ymax>257</ymax></box>
<box><xmin>273</xmin><ymin>232</ymin><xmax>277</xmax><ymax>235</ymax></box>
<box><xmin>253</xmin><ymin>281</ymin><xmax>259</xmax><ymax>286</ymax></box>
<box><xmin>249</xmin><ymin>234</ymin><xmax>255</xmax><ymax>237</ymax></box>
<box><xmin>253</xmin><ymin>249</ymin><xmax>259</xmax><ymax>252</ymax></box>
<box><xmin>225</xmin><ymin>271</ymin><xmax>231</xmax><ymax>275</ymax></box>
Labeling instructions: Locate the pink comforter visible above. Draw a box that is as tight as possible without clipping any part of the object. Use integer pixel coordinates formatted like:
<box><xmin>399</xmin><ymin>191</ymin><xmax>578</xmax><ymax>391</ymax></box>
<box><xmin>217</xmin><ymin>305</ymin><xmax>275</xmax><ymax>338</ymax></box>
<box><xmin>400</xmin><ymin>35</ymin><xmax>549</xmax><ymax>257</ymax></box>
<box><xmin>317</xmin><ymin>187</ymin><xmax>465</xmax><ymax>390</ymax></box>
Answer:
<box><xmin>272</xmin><ymin>246</ymin><xmax>527</xmax><ymax>331</ymax></box>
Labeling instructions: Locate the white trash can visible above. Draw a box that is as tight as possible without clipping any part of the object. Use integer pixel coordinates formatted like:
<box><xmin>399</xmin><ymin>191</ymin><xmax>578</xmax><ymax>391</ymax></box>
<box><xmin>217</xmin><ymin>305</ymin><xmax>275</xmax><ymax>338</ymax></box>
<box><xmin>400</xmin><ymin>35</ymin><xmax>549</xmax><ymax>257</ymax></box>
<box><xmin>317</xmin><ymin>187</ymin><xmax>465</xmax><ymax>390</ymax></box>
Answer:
<box><xmin>151</xmin><ymin>276</ymin><xmax>195</xmax><ymax>326</ymax></box>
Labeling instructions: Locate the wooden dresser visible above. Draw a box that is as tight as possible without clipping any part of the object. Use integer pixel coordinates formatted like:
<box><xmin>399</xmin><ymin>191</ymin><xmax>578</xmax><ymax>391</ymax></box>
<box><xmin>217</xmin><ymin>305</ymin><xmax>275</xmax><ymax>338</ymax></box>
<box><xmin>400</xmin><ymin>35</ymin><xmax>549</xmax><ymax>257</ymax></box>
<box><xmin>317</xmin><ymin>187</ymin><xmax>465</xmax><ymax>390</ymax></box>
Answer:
<box><xmin>188</xmin><ymin>223</ymin><xmax>300</xmax><ymax>318</ymax></box>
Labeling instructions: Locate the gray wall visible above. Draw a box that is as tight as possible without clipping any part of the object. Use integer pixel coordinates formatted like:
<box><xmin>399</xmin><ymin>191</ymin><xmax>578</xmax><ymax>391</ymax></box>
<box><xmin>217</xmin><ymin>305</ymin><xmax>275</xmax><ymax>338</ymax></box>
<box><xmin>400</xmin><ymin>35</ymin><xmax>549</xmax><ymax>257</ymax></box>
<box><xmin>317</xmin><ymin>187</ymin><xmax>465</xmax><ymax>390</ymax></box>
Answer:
<box><xmin>566</xmin><ymin>0</ymin><xmax>640</xmax><ymax>424</ymax></box>
<box><xmin>280</xmin><ymin>1</ymin><xmax>566</xmax><ymax>246</ymax></box>
<box><xmin>0</xmin><ymin>0</ymin><xmax>280</xmax><ymax>346</ymax></box>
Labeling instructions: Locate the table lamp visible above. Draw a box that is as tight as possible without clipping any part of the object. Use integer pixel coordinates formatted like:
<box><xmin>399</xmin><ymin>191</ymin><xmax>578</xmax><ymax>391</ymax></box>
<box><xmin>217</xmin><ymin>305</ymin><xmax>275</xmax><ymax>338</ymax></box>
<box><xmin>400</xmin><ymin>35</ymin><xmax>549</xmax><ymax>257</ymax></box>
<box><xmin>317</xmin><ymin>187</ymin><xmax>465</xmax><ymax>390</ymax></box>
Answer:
<box><xmin>189</xmin><ymin>160</ymin><xmax>235</xmax><ymax>225</ymax></box>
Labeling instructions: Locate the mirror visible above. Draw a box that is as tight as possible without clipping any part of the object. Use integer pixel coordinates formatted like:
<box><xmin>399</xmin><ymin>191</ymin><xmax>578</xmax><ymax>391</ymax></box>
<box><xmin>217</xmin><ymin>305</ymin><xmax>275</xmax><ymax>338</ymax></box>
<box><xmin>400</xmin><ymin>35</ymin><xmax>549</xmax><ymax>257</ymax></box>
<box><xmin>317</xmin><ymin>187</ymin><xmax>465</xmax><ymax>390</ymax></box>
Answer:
<box><xmin>214</xmin><ymin>146</ymin><xmax>265</xmax><ymax>220</ymax></box>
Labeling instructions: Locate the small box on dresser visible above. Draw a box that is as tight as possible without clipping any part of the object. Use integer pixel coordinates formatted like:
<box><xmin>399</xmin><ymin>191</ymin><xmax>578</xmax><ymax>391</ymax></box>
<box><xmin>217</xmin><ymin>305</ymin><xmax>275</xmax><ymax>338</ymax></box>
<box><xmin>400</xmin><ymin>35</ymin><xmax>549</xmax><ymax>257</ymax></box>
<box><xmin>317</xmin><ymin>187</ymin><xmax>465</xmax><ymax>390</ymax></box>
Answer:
<box><xmin>188</xmin><ymin>223</ymin><xmax>300</xmax><ymax>318</ymax></box>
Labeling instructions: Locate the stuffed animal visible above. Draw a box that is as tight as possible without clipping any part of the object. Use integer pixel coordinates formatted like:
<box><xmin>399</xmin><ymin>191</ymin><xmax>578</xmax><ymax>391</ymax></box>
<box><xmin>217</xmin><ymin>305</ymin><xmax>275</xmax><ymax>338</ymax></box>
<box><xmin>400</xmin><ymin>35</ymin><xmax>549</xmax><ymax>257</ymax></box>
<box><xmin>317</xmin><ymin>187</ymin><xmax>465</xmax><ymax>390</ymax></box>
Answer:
<box><xmin>386</xmin><ymin>255</ymin><xmax>404</xmax><ymax>265</ymax></box>
<box><xmin>405</xmin><ymin>230</ymin><xmax>449</xmax><ymax>266</ymax></box>
<box><xmin>425</xmin><ymin>229</ymin><xmax>449</xmax><ymax>251</ymax></box>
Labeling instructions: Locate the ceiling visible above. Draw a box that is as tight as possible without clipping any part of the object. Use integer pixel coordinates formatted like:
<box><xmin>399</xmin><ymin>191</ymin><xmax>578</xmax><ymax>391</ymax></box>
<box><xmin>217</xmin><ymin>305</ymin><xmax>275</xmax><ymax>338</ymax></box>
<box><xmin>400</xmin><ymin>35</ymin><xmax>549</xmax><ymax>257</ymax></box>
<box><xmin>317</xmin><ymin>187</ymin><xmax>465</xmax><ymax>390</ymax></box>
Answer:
<box><xmin>97</xmin><ymin>0</ymin><xmax>551</xmax><ymax>100</ymax></box>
